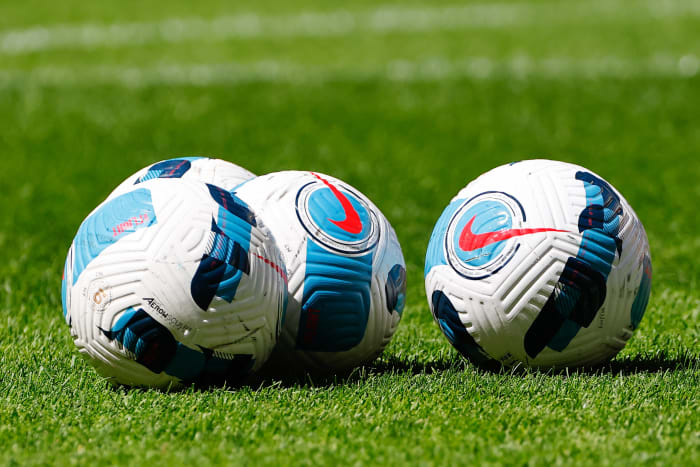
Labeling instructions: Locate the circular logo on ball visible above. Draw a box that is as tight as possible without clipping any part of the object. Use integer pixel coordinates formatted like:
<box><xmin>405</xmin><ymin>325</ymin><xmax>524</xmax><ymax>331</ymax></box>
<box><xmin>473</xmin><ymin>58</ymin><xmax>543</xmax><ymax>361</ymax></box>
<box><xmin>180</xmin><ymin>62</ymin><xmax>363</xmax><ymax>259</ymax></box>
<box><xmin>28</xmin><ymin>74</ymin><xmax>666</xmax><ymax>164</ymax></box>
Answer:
<box><xmin>295</xmin><ymin>172</ymin><xmax>380</xmax><ymax>255</ymax></box>
<box><xmin>87</xmin><ymin>279</ymin><xmax>111</xmax><ymax>314</ymax></box>
<box><xmin>446</xmin><ymin>191</ymin><xmax>559</xmax><ymax>279</ymax></box>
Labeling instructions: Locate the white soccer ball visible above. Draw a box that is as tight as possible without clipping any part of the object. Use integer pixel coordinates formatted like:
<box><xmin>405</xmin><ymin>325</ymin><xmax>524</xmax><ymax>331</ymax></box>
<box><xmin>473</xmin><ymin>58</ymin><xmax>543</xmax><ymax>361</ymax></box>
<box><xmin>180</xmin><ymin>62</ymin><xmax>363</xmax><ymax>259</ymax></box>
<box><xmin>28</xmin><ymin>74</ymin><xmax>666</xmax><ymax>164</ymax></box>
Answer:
<box><xmin>109</xmin><ymin>157</ymin><xmax>255</xmax><ymax>199</ymax></box>
<box><xmin>235</xmin><ymin>171</ymin><xmax>407</xmax><ymax>373</ymax></box>
<box><xmin>424</xmin><ymin>159</ymin><xmax>652</xmax><ymax>369</ymax></box>
<box><xmin>61</xmin><ymin>178</ymin><xmax>287</xmax><ymax>388</ymax></box>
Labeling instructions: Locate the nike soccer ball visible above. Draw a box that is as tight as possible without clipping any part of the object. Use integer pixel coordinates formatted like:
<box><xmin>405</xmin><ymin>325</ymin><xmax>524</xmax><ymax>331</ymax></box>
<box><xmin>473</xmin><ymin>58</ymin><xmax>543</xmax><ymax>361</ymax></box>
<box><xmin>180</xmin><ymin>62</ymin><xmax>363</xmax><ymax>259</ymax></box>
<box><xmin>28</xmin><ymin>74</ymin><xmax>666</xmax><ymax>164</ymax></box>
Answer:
<box><xmin>109</xmin><ymin>156</ymin><xmax>255</xmax><ymax>199</ymax></box>
<box><xmin>235</xmin><ymin>171</ymin><xmax>407</xmax><ymax>373</ymax></box>
<box><xmin>61</xmin><ymin>178</ymin><xmax>287</xmax><ymax>388</ymax></box>
<box><xmin>425</xmin><ymin>159</ymin><xmax>652</xmax><ymax>369</ymax></box>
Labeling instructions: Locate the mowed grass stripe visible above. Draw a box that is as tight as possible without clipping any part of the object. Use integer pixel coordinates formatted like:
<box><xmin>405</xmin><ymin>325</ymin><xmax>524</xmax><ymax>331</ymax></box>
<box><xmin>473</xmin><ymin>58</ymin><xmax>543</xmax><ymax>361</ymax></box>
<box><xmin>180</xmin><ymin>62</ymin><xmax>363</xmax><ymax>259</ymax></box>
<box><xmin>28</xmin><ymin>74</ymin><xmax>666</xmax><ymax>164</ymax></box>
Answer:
<box><xmin>2</xmin><ymin>0</ymin><xmax>700</xmax><ymax>55</ymax></box>
<box><xmin>1</xmin><ymin>55</ymin><xmax>698</xmax><ymax>88</ymax></box>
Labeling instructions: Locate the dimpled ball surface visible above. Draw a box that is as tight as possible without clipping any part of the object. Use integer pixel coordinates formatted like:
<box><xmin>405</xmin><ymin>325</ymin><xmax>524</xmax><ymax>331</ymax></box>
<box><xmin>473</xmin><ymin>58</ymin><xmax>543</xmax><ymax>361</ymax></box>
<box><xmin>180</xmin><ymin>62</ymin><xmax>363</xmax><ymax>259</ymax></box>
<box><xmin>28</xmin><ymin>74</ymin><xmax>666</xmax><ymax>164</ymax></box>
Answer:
<box><xmin>61</xmin><ymin>178</ymin><xmax>287</xmax><ymax>388</ymax></box>
<box><xmin>235</xmin><ymin>171</ymin><xmax>407</xmax><ymax>373</ymax></box>
<box><xmin>425</xmin><ymin>159</ymin><xmax>652</xmax><ymax>369</ymax></box>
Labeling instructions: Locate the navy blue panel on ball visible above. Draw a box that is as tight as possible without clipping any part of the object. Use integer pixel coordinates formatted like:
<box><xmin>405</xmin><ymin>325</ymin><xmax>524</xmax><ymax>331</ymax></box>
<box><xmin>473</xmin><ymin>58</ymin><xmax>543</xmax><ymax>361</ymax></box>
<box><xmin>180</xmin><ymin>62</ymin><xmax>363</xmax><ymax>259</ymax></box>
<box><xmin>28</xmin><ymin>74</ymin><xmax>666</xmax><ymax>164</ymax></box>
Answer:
<box><xmin>206</xmin><ymin>183</ymin><xmax>257</xmax><ymax>227</ymax></box>
<box><xmin>575</xmin><ymin>171</ymin><xmax>624</xmax><ymax>255</ymax></box>
<box><xmin>191</xmin><ymin>256</ymin><xmax>227</xmax><ymax>311</ymax></box>
<box><xmin>191</xmin><ymin>218</ymin><xmax>251</xmax><ymax>311</ymax></box>
<box><xmin>101</xmin><ymin>308</ymin><xmax>177</xmax><ymax>374</ymax></box>
<box><xmin>523</xmin><ymin>171</ymin><xmax>625</xmax><ymax>358</ymax></box>
<box><xmin>135</xmin><ymin>158</ymin><xmax>198</xmax><ymax>184</ymax></box>
<box><xmin>631</xmin><ymin>255</ymin><xmax>652</xmax><ymax>330</ymax></box>
<box><xmin>431</xmin><ymin>290</ymin><xmax>500</xmax><ymax>369</ymax></box>
<box><xmin>191</xmin><ymin>184</ymin><xmax>255</xmax><ymax>312</ymax></box>
<box><xmin>385</xmin><ymin>264</ymin><xmax>407</xmax><ymax>316</ymax></box>
<box><xmin>101</xmin><ymin>307</ymin><xmax>254</xmax><ymax>384</ymax></box>
<box><xmin>524</xmin><ymin>257</ymin><xmax>607</xmax><ymax>358</ymax></box>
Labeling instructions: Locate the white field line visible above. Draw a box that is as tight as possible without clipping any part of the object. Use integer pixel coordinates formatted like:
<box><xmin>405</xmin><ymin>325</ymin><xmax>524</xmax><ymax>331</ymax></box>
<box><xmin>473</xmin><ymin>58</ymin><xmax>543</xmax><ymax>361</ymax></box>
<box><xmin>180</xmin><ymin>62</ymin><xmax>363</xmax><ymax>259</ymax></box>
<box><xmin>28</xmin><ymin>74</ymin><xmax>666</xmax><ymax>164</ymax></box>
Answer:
<box><xmin>0</xmin><ymin>55</ymin><xmax>697</xmax><ymax>88</ymax></box>
<box><xmin>1</xmin><ymin>0</ymin><xmax>700</xmax><ymax>55</ymax></box>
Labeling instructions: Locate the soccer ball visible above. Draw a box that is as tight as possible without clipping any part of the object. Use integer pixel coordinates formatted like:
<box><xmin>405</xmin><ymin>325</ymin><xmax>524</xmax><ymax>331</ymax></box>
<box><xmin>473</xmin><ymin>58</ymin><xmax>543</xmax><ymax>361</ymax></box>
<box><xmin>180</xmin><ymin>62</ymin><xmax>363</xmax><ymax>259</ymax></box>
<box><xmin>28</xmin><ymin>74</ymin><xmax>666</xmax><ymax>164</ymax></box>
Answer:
<box><xmin>61</xmin><ymin>178</ymin><xmax>287</xmax><ymax>388</ymax></box>
<box><xmin>108</xmin><ymin>157</ymin><xmax>255</xmax><ymax>199</ymax></box>
<box><xmin>424</xmin><ymin>159</ymin><xmax>652</xmax><ymax>369</ymax></box>
<box><xmin>235</xmin><ymin>171</ymin><xmax>407</xmax><ymax>372</ymax></box>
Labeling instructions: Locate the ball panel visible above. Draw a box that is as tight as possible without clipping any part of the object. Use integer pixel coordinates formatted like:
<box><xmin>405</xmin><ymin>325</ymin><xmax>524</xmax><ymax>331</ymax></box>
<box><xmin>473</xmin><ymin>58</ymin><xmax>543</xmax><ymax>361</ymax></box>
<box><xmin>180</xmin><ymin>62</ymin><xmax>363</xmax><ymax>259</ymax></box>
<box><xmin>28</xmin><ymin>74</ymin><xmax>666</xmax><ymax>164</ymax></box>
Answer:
<box><xmin>71</xmin><ymin>188</ymin><xmax>157</xmax><ymax>286</ymax></box>
<box><xmin>297</xmin><ymin>241</ymin><xmax>372</xmax><ymax>352</ymax></box>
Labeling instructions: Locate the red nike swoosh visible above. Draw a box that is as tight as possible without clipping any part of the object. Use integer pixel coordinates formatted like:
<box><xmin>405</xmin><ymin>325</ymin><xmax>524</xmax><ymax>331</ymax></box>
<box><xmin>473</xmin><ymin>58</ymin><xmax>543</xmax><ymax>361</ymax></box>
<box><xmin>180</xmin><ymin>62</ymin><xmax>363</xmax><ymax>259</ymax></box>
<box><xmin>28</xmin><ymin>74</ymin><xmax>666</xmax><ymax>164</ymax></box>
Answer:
<box><xmin>459</xmin><ymin>215</ymin><xmax>566</xmax><ymax>251</ymax></box>
<box><xmin>311</xmin><ymin>172</ymin><xmax>363</xmax><ymax>234</ymax></box>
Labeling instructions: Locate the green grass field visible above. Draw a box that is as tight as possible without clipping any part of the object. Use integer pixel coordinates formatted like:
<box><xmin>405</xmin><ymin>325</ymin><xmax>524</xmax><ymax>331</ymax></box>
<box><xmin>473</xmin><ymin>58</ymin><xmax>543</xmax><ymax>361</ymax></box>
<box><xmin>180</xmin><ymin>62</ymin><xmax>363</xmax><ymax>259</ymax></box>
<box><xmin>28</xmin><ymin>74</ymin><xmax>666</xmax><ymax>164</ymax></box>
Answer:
<box><xmin>1</xmin><ymin>0</ymin><xmax>699</xmax><ymax>464</ymax></box>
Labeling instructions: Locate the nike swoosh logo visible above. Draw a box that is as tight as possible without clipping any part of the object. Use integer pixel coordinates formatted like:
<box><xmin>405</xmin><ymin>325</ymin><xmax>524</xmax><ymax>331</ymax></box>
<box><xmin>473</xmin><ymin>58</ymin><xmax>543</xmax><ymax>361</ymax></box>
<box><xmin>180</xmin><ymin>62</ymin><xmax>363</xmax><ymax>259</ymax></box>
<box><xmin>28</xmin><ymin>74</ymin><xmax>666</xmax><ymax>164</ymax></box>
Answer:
<box><xmin>459</xmin><ymin>215</ymin><xmax>566</xmax><ymax>251</ymax></box>
<box><xmin>311</xmin><ymin>172</ymin><xmax>363</xmax><ymax>234</ymax></box>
